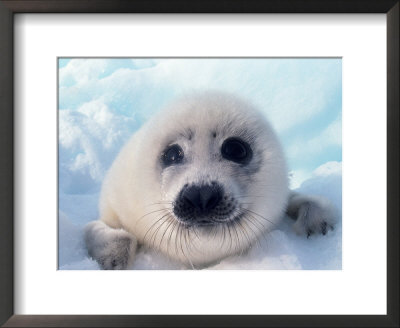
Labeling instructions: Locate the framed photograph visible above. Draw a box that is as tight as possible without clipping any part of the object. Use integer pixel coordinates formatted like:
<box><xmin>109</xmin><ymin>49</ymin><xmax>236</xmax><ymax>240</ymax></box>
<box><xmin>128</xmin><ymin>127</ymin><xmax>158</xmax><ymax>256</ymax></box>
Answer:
<box><xmin>58</xmin><ymin>57</ymin><xmax>342</xmax><ymax>271</ymax></box>
<box><xmin>0</xmin><ymin>1</ymin><xmax>398</xmax><ymax>327</ymax></box>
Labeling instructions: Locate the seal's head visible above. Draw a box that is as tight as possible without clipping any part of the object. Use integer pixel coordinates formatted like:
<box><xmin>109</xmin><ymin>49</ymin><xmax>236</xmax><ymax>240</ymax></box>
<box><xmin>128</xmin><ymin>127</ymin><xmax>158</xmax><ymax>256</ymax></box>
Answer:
<box><xmin>104</xmin><ymin>91</ymin><xmax>289</xmax><ymax>266</ymax></box>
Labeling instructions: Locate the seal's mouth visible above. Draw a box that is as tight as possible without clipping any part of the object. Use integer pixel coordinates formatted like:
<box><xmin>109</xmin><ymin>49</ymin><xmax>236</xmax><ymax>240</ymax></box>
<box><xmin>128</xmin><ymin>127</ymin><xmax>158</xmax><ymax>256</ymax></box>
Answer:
<box><xmin>176</xmin><ymin>212</ymin><xmax>244</xmax><ymax>228</ymax></box>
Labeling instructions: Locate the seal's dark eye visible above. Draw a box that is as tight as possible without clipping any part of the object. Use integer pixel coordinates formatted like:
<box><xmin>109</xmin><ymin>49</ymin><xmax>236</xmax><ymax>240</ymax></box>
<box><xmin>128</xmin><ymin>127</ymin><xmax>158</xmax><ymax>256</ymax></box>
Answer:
<box><xmin>162</xmin><ymin>144</ymin><xmax>184</xmax><ymax>166</ymax></box>
<box><xmin>221</xmin><ymin>137</ymin><xmax>252</xmax><ymax>164</ymax></box>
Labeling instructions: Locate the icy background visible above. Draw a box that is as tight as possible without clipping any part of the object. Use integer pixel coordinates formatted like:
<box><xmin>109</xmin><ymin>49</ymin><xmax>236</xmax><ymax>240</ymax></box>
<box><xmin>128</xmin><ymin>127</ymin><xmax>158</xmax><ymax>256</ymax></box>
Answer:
<box><xmin>58</xmin><ymin>58</ymin><xmax>342</xmax><ymax>270</ymax></box>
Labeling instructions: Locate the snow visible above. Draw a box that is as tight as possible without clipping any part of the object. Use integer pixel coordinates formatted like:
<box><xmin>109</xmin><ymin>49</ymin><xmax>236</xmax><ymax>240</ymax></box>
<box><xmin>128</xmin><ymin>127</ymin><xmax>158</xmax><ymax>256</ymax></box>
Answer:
<box><xmin>58</xmin><ymin>58</ymin><xmax>342</xmax><ymax>270</ymax></box>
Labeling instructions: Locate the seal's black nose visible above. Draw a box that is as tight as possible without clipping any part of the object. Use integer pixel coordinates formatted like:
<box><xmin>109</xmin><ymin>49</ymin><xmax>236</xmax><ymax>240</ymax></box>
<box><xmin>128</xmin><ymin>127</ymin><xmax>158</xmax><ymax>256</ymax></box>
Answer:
<box><xmin>182</xmin><ymin>184</ymin><xmax>222</xmax><ymax>215</ymax></box>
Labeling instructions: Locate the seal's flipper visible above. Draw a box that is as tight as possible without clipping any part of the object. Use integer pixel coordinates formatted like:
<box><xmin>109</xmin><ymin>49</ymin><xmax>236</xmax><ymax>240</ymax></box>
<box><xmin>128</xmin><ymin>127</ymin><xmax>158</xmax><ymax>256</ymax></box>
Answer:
<box><xmin>286</xmin><ymin>192</ymin><xmax>336</xmax><ymax>237</ymax></box>
<box><xmin>84</xmin><ymin>221</ymin><xmax>137</xmax><ymax>270</ymax></box>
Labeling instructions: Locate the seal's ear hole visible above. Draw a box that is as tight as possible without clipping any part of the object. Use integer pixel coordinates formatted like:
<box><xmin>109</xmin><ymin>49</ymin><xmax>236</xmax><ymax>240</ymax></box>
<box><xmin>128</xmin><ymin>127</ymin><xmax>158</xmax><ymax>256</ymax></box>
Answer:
<box><xmin>221</xmin><ymin>137</ymin><xmax>252</xmax><ymax>164</ymax></box>
<box><xmin>162</xmin><ymin>144</ymin><xmax>184</xmax><ymax>167</ymax></box>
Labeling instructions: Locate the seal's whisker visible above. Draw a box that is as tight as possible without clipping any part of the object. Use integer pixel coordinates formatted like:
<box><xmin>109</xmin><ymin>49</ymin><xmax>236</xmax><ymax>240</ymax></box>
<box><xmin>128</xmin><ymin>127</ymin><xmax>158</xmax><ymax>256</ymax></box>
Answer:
<box><xmin>242</xmin><ymin>208</ymin><xmax>277</xmax><ymax>227</ymax></box>
<box><xmin>243</xmin><ymin>210</ymin><xmax>266</xmax><ymax>232</ymax></box>
<box><xmin>186</xmin><ymin>226</ymin><xmax>202</xmax><ymax>256</ymax></box>
<box><xmin>158</xmin><ymin>217</ymin><xmax>176</xmax><ymax>253</ymax></box>
<box><xmin>142</xmin><ymin>212</ymin><xmax>171</xmax><ymax>244</ymax></box>
<box><xmin>144</xmin><ymin>201</ymin><xmax>174</xmax><ymax>208</ymax></box>
<box><xmin>136</xmin><ymin>207</ymin><xmax>171</xmax><ymax>228</ymax></box>
<box><xmin>166</xmin><ymin>220</ymin><xmax>179</xmax><ymax>257</ymax></box>
<box><xmin>220</xmin><ymin>223</ymin><xmax>227</xmax><ymax>249</ymax></box>
<box><xmin>150</xmin><ymin>215</ymin><xmax>174</xmax><ymax>249</ymax></box>
<box><xmin>230</xmin><ymin>220</ymin><xmax>242</xmax><ymax>254</ymax></box>
<box><xmin>183</xmin><ymin>227</ymin><xmax>193</xmax><ymax>257</ymax></box>
<box><xmin>230</xmin><ymin>207</ymin><xmax>253</xmax><ymax>251</ymax></box>
<box><xmin>237</xmin><ymin>218</ymin><xmax>253</xmax><ymax>249</ymax></box>
<box><xmin>241</xmin><ymin>214</ymin><xmax>264</xmax><ymax>250</ymax></box>
<box><xmin>178</xmin><ymin>224</ymin><xmax>185</xmax><ymax>257</ymax></box>
<box><xmin>243</xmin><ymin>212</ymin><xmax>271</xmax><ymax>248</ymax></box>
<box><xmin>174</xmin><ymin>222</ymin><xmax>182</xmax><ymax>258</ymax></box>
<box><xmin>190</xmin><ymin>222</ymin><xmax>201</xmax><ymax>241</ymax></box>
<box><xmin>180</xmin><ymin>224</ymin><xmax>194</xmax><ymax>268</ymax></box>
<box><xmin>211</xmin><ymin>221</ymin><xmax>220</xmax><ymax>241</ymax></box>
<box><xmin>226</xmin><ymin>222</ymin><xmax>234</xmax><ymax>254</ymax></box>
<box><xmin>178</xmin><ymin>224</ymin><xmax>197</xmax><ymax>270</ymax></box>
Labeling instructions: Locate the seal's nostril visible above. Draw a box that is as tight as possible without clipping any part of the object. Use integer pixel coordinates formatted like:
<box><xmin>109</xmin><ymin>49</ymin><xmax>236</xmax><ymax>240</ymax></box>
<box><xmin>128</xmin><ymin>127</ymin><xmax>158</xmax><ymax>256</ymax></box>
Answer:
<box><xmin>183</xmin><ymin>188</ymin><xmax>200</xmax><ymax>209</ymax></box>
<box><xmin>182</xmin><ymin>184</ymin><xmax>222</xmax><ymax>214</ymax></box>
<box><xmin>205</xmin><ymin>194</ymin><xmax>217</xmax><ymax>210</ymax></box>
<box><xmin>200</xmin><ymin>187</ymin><xmax>220</xmax><ymax>211</ymax></box>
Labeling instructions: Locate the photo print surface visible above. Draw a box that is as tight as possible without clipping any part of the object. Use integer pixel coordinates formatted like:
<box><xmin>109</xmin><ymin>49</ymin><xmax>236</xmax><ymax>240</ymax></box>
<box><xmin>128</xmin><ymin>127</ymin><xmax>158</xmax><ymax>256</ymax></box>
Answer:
<box><xmin>58</xmin><ymin>58</ymin><xmax>342</xmax><ymax>270</ymax></box>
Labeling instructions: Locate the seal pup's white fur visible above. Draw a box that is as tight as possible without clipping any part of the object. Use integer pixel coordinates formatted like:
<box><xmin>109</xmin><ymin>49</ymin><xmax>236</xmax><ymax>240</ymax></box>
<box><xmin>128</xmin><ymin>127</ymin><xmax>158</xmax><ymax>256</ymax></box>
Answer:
<box><xmin>85</xmin><ymin>92</ymin><xmax>336</xmax><ymax>269</ymax></box>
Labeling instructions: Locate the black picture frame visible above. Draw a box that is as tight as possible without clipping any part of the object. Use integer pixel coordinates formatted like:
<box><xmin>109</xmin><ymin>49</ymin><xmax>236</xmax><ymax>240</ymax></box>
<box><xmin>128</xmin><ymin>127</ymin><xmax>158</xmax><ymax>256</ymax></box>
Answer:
<box><xmin>0</xmin><ymin>1</ymin><xmax>398</xmax><ymax>327</ymax></box>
